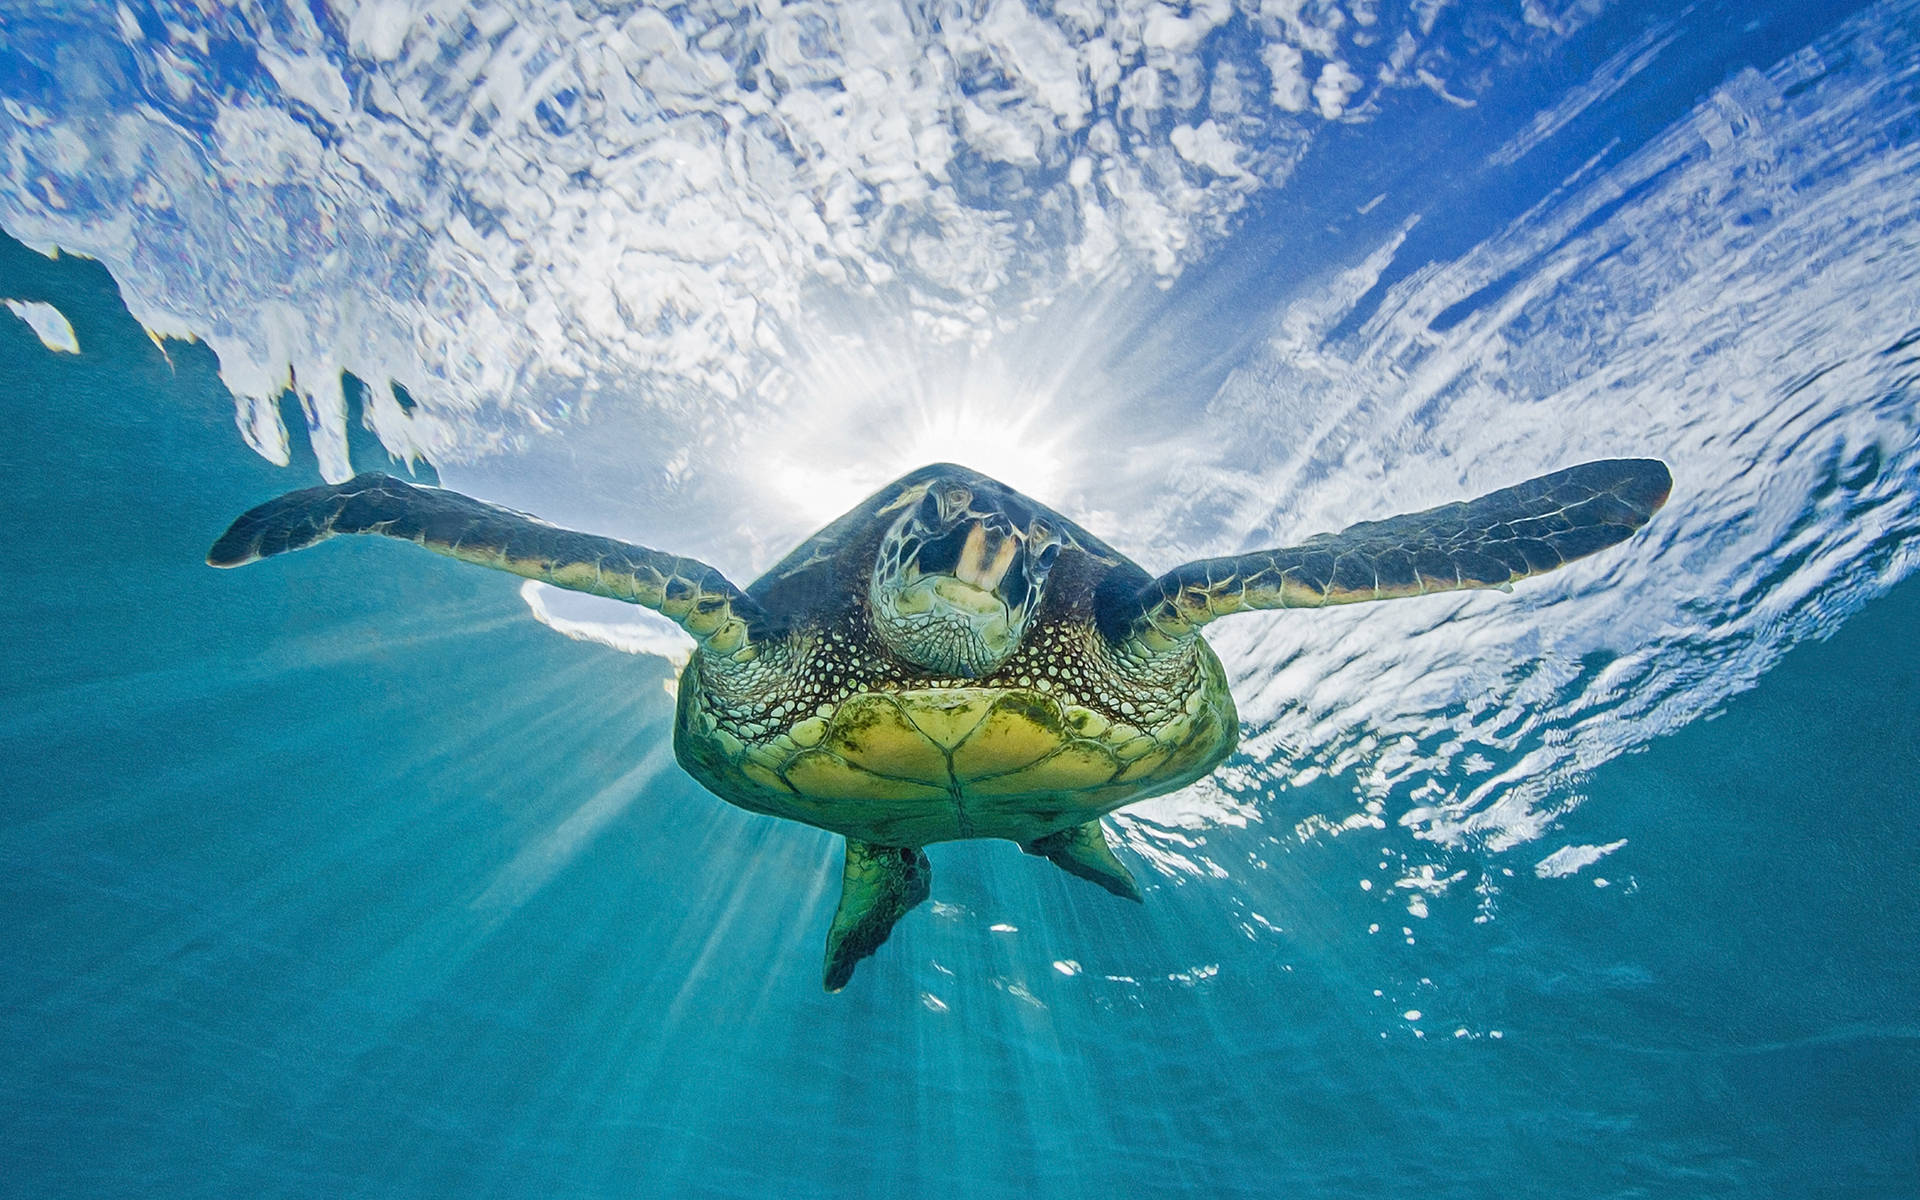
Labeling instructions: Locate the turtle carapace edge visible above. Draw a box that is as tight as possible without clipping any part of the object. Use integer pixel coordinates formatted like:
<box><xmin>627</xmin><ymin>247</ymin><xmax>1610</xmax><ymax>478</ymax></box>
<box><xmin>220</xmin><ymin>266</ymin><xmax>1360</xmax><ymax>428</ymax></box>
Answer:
<box><xmin>208</xmin><ymin>458</ymin><xmax>1671</xmax><ymax>991</ymax></box>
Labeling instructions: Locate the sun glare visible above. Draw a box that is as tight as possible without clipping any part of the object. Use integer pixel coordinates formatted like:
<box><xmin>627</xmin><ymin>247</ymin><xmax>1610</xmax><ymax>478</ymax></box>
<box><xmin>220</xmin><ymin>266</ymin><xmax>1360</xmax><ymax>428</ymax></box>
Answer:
<box><xmin>746</xmin><ymin>338</ymin><xmax>1089</xmax><ymax>541</ymax></box>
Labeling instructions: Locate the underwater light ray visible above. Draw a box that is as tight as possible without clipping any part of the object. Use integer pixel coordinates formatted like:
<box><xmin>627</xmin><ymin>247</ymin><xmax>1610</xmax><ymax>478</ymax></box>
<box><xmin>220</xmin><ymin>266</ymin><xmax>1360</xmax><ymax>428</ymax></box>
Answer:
<box><xmin>470</xmin><ymin>743</ymin><xmax>677</xmax><ymax>918</ymax></box>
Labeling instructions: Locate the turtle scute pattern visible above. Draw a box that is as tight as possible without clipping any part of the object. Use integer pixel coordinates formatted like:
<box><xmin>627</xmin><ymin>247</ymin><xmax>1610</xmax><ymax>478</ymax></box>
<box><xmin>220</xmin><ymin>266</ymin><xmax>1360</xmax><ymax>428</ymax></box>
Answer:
<box><xmin>675</xmin><ymin>620</ymin><xmax>1238</xmax><ymax>846</ymax></box>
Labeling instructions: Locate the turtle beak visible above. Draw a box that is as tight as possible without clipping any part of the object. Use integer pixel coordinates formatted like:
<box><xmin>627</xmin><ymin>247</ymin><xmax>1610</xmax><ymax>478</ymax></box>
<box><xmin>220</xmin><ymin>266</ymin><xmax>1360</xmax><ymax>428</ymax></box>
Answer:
<box><xmin>871</xmin><ymin>505</ymin><xmax>1035</xmax><ymax>677</ymax></box>
<box><xmin>953</xmin><ymin>522</ymin><xmax>1019</xmax><ymax>594</ymax></box>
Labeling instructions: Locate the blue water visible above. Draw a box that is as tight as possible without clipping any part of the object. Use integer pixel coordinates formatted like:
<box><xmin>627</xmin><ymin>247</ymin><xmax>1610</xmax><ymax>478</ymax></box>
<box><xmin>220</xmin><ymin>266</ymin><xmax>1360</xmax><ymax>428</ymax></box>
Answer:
<box><xmin>4</xmin><ymin>0</ymin><xmax>1920</xmax><ymax>1195</ymax></box>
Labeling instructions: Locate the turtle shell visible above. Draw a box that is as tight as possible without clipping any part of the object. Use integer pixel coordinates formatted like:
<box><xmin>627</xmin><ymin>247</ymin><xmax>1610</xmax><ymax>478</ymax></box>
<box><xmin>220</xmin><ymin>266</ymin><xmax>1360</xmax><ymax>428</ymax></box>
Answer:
<box><xmin>674</xmin><ymin>675</ymin><xmax>1237</xmax><ymax>847</ymax></box>
<box><xmin>668</xmin><ymin>464</ymin><xmax>1240</xmax><ymax>845</ymax></box>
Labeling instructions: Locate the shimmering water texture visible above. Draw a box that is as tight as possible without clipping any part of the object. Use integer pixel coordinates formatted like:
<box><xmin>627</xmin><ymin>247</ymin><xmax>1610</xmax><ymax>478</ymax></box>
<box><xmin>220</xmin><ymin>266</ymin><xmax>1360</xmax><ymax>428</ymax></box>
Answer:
<box><xmin>4</xmin><ymin>0</ymin><xmax>1920</xmax><ymax>1196</ymax></box>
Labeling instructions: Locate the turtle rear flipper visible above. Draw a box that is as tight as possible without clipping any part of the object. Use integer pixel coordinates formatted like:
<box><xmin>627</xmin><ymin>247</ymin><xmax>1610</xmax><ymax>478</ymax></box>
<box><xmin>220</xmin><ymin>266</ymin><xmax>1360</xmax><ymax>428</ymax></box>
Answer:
<box><xmin>1118</xmin><ymin>458</ymin><xmax>1671</xmax><ymax>648</ymax></box>
<box><xmin>823</xmin><ymin>840</ymin><xmax>931</xmax><ymax>992</ymax></box>
<box><xmin>208</xmin><ymin>473</ymin><xmax>768</xmax><ymax>659</ymax></box>
<box><xmin>1023</xmin><ymin>820</ymin><xmax>1141</xmax><ymax>901</ymax></box>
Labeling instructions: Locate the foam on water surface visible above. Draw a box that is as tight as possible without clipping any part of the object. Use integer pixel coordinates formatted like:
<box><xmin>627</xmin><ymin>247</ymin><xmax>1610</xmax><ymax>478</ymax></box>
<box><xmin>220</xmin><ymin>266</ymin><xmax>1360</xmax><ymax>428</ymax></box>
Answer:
<box><xmin>2</xmin><ymin>0</ymin><xmax>1582</xmax><ymax>475</ymax></box>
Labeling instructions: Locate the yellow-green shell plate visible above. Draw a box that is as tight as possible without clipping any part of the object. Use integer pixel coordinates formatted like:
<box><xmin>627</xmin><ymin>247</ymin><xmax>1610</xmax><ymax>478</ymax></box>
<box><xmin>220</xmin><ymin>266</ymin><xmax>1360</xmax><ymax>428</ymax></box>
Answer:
<box><xmin>675</xmin><ymin>681</ymin><xmax>1238</xmax><ymax>848</ymax></box>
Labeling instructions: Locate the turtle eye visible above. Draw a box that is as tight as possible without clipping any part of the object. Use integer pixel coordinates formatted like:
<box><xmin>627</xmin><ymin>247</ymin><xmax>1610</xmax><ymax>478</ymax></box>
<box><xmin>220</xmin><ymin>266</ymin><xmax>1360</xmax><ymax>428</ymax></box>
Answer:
<box><xmin>1034</xmin><ymin>541</ymin><xmax>1061</xmax><ymax>571</ymax></box>
<box><xmin>914</xmin><ymin>490</ymin><xmax>943</xmax><ymax>528</ymax></box>
<box><xmin>938</xmin><ymin>485</ymin><xmax>972</xmax><ymax>522</ymax></box>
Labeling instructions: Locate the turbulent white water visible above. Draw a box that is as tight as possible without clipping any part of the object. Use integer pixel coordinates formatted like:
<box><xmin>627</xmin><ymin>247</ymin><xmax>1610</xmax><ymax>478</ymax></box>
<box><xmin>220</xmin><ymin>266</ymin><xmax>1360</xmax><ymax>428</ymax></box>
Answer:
<box><xmin>0</xmin><ymin>0</ymin><xmax>1608</xmax><ymax>476</ymax></box>
<box><xmin>4</xmin><ymin>0</ymin><xmax>1918</xmax><ymax>912</ymax></box>
<box><xmin>1129</xmin><ymin>13</ymin><xmax>1920</xmax><ymax>883</ymax></box>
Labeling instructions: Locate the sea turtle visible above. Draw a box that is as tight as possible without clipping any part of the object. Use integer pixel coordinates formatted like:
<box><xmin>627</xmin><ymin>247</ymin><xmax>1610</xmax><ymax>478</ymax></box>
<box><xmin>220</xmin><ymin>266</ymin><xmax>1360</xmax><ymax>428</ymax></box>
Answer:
<box><xmin>209</xmin><ymin>457</ymin><xmax>1670</xmax><ymax>989</ymax></box>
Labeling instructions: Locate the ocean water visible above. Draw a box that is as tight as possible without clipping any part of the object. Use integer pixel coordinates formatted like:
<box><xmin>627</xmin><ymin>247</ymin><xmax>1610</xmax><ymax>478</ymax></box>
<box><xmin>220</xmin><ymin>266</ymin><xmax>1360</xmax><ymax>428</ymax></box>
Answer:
<box><xmin>3</xmin><ymin>0</ymin><xmax>1919</xmax><ymax>1196</ymax></box>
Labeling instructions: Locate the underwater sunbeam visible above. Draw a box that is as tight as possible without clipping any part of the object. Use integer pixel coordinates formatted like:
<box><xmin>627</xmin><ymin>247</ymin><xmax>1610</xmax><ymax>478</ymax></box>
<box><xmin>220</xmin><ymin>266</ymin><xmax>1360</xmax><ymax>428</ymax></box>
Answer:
<box><xmin>748</xmin><ymin>341</ymin><xmax>1091</xmax><ymax>539</ymax></box>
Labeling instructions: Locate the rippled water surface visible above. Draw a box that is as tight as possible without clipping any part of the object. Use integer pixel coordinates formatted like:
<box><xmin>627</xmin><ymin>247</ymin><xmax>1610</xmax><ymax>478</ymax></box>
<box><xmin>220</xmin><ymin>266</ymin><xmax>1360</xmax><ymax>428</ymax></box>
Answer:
<box><xmin>3</xmin><ymin>0</ymin><xmax>1918</xmax><ymax>1195</ymax></box>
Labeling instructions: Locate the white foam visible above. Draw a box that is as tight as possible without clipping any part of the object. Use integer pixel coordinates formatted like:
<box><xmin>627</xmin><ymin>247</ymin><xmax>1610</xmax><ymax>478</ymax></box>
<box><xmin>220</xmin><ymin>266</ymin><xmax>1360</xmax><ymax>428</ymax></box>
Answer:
<box><xmin>1263</xmin><ymin>43</ymin><xmax>1312</xmax><ymax>112</ymax></box>
<box><xmin>1313</xmin><ymin>60</ymin><xmax>1363</xmax><ymax>119</ymax></box>
<box><xmin>1162</xmin><ymin>6</ymin><xmax>1920</xmax><ymax>865</ymax></box>
<box><xmin>1487</xmin><ymin>21</ymin><xmax>1681</xmax><ymax>167</ymax></box>
<box><xmin>518</xmin><ymin>581</ymin><xmax>694</xmax><ymax>688</ymax></box>
<box><xmin>1535</xmin><ymin>840</ymin><xmax>1628</xmax><ymax>879</ymax></box>
<box><xmin>3</xmin><ymin>299</ymin><xmax>78</xmax><ymax>353</ymax></box>
<box><xmin>0</xmin><ymin>0</ymin><xmax>1550</xmax><ymax>480</ymax></box>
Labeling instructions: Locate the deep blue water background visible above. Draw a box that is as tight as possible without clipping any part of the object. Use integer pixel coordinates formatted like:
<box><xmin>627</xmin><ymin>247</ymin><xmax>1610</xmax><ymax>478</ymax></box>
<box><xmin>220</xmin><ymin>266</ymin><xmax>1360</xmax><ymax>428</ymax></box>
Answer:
<box><xmin>5</xmin><ymin>0</ymin><xmax>1920</xmax><ymax>1194</ymax></box>
<box><xmin>4</xmin><ymin>226</ymin><xmax>1919</xmax><ymax>1197</ymax></box>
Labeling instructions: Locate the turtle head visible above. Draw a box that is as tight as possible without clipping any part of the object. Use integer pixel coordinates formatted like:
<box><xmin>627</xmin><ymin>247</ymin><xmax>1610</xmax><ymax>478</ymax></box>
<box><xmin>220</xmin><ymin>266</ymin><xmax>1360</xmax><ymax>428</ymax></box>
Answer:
<box><xmin>868</xmin><ymin>473</ymin><xmax>1065</xmax><ymax>678</ymax></box>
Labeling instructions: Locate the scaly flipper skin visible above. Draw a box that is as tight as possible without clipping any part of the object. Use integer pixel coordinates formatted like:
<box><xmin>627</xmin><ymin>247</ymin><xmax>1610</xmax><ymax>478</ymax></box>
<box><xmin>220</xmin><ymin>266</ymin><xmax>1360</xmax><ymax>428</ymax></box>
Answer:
<box><xmin>1022</xmin><ymin>820</ymin><xmax>1142</xmax><ymax>901</ymax></box>
<box><xmin>824</xmin><ymin>840</ymin><xmax>932</xmax><ymax>992</ymax></box>
<box><xmin>1124</xmin><ymin>459</ymin><xmax>1672</xmax><ymax>648</ymax></box>
<box><xmin>208</xmin><ymin>472</ymin><xmax>767</xmax><ymax>658</ymax></box>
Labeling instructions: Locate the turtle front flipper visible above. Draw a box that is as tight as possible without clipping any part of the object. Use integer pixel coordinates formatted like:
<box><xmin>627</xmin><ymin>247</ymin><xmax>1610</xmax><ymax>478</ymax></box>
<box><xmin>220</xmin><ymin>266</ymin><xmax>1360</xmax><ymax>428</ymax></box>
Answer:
<box><xmin>208</xmin><ymin>473</ymin><xmax>768</xmax><ymax>659</ymax></box>
<box><xmin>1118</xmin><ymin>458</ymin><xmax>1671</xmax><ymax>649</ymax></box>
<box><xmin>1022</xmin><ymin>820</ymin><xmax>1141</xmax><ymax>901</ymax></box>
<box><xmin>824</xmin><ymin>840</ymin><xmax>931</xmax><ymax>992</ymax></box>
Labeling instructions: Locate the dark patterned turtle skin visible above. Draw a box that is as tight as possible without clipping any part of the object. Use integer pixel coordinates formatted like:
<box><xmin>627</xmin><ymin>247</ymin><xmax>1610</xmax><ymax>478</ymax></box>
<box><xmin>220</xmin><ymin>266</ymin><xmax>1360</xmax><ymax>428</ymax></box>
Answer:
<box><xmin>209</xmin><ymin>457</ymin><xmax>1671</xmax><ymax>989</ymax></box>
